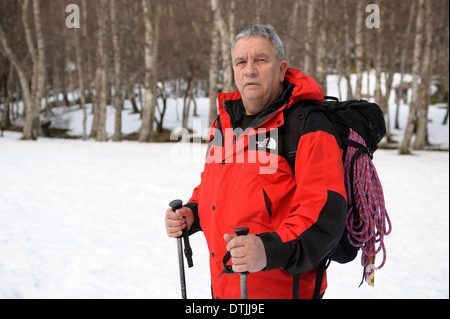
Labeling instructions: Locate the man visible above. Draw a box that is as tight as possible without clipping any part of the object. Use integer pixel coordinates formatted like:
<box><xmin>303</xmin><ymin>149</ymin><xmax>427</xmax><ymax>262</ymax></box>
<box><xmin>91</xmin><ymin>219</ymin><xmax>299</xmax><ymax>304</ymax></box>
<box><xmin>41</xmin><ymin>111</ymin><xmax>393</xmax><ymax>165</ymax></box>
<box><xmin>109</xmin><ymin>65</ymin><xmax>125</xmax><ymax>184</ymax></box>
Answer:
<box><xmin>165</xmin><ymin>25</ymin><xmax>347</xmax><ymax>299</ymax></box>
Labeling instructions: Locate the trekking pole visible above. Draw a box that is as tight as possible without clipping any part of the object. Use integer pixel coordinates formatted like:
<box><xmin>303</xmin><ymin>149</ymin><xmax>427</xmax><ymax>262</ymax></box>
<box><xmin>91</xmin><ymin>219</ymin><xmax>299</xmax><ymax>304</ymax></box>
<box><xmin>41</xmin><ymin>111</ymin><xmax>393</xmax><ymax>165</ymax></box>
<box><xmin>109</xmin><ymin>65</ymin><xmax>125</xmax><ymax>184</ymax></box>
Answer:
<box><xmin>233</xmin><ymin>227</ymin><xmax>250</xmax><ymax>299</ymax></box>
<box><xmin>169</xmin><ymin>199</ymin><xmax>187</xmax><ymax>299</ymax></box>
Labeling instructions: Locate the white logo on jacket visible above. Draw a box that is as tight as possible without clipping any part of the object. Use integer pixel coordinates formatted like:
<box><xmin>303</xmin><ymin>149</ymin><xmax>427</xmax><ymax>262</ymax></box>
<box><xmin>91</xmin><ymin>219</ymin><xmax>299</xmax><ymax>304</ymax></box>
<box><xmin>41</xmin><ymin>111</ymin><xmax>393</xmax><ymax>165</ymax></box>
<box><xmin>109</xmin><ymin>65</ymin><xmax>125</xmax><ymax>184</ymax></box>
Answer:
<box><xmin>256</xmin><ymin>137</ymin><xmax>277</xmax><ymax>150</ymax></box>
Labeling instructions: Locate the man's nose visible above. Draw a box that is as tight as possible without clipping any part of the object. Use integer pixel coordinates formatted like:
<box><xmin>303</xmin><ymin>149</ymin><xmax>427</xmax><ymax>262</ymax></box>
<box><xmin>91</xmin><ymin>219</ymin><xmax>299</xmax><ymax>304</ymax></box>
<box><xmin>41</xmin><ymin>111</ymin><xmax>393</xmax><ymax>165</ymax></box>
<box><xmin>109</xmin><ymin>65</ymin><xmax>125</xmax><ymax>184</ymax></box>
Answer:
<box><xmin>244</xmin><ymin>62</ymin><xmax>257</xmax><ymax>76</ymax></box>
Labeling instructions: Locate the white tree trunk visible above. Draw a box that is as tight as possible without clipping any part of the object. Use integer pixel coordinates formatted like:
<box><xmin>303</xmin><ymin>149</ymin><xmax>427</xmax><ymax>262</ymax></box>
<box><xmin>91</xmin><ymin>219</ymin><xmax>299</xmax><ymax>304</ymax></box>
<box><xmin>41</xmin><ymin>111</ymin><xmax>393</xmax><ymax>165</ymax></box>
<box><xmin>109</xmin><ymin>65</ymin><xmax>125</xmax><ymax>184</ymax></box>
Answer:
<box><xmin>395</xmin><ymin>0</ymin><xmax>416</xmax><ymax>129</ymax></box>
<box><xmin>413</xmin><ymin>0</ymin><xmax>433</xmax><ymax>150</ymax></box>
<box><xmin>400</xmin><ymin>0</ymin><xmax>425</xmax><ymax>154</ymax></box>
<box><xmin>18</xmin><ymin>0</ymin><xmax>46</xmax><ymax>139</ymax></box>
<box><xmin>209</xmin><ymin>0</ymin><xmax>220</xmax><ymax>128</ymax></box>
<box><xmin>382</xmin><ymin>8</ymin><xmax>398</xmax><ymax>142</ymax></box>
<box><xmin>374</xmin><ymin>29</ymin><xmax>382</xmax><ymax>106</ymax></box>
<box><xmin>0</xmin><ymin>26</ymin><xmax>33</xmax><ymax>138</ymax></box>
<box><xmin>212</xmin><ymin>0</ymin><xmax>233</xmax><ymax>93</ymax></box>
<box><xmin>74</xmin><ymin>29</ymin><xmax>87</xmax><ymax>140</ymax></box>
<box><xmin>111</xmin><ymin>0</ymin><xmax>123</xmax><ymax>142</ymax></box>
<box><xmin>32</xmin><ymin>0</ymin><xmax>45</xmax><ymax>136</ymax></box>
<box><xmin>304</xmin><ymin>0</ymin><xmax>315</xmax><ymax>75</ymax></box>
<box><xmin>354</xmin><ymin>1</ymin><xmax>364</xmax><ymax>100</ymax></box>
<box><xmin>343</xmin><ymin>0</ymin><xmax>353</xmax><ymax>99</ymax></box>
<box><xmin>95</xmin><ymin>0</ymin><xmax>108</xmax><ymax>142</ymax></box>
<box><xmin>139</xmin><ymin>0</ymin><xmax>158</xmax><ymax>142</ymax></box>
<box><xmin>286</xmin><ymin>0</ymin><xmax>301</xmax><ymax>64</ymax></box>
<box><xmin>316</xmin><ymin>0</ymin><xmax>328</xmax><ymax>93</ymax></box>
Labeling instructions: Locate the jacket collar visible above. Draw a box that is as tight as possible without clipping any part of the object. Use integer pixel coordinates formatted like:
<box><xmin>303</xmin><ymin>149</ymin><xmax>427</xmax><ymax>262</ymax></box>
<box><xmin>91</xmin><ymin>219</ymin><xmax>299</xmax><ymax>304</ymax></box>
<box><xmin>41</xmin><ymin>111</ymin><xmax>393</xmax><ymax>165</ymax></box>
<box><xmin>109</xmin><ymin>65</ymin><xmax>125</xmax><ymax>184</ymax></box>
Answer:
<box><xmin>217</xmin><ymin>68</ymin><xmax>324</xmax><ymax>130</ymax></box>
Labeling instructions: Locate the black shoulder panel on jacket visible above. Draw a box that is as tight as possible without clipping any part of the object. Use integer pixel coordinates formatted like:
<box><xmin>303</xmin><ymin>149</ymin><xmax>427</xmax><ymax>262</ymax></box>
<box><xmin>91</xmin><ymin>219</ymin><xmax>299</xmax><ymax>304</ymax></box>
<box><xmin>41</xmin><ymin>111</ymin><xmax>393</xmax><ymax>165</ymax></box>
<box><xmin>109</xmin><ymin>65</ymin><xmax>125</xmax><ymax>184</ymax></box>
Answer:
<box><xmin>284</xmin><ymin>103</ymin><xmax>335</xmax><ymax>137</ymax></box>
<box><xmin>301</xmin><ymin>110</ymin><xmax>335</xmax><ymax>137</ymax></box>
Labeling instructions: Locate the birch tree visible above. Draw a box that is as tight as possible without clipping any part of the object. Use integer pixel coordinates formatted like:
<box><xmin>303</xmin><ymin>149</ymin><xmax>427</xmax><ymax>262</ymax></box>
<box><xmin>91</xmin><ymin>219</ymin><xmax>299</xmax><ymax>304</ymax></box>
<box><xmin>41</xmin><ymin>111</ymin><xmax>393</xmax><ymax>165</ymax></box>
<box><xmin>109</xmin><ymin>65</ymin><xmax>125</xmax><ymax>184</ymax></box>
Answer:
<box><xmin>395</xmin><ymin>1</ymin><xmax>416</xmax><ymax>129</ymax></box>
<box><xmin>93</xmin><ymin>0</ymin><xmax>108</xmax><ymax>142</ymax></box>
<box><xmin>285</xmin><ymin>0</ymin><xmax>301</xmax><ymax>65</ymax></box>
<box><xmin>316</xmin><ymin>0</ymin><xmax>328</xmax><ymax>93</ymax></box>
<box><xmin>342</xmin><ymin>0</ymin><xmax>353</xmax><ymax>99</ymax></box>
<box><xmin>303</xmin><ymin>0</ymin><xmax>315</xmax><ymax>75</ymax></box>
<box><xmin>354</xmin><ymin>0</ymin><xmax>364</xmax><ymax>100</ymax></box>
<box><xmin>0</xmin><ymin>63</ymin><xmax>13</xmax><ymax>134</ymax></box>
<box><xmin>111</xmin><ymin>0</ymin><xmax>123</xmax><ymax>142</ymax></box>
<box><xmin>441</xmin><ymin>20</ymin><xmax>449</xmax><ymax>125</ymax></box>
<box><xmin>399</xmin><ymin>0</ymin><xmax>425</xmax><ymax>154</ymax></box>
<box><xmin>30</xmin><ymin>0</ymin><xmax>45</xmax><ymax>139</ymax></box>
<box><xmin>139</xmin><ymin>0</ymin><xmax>159</xmax><ymax>142</ymax></box>
<box><xmin>212</xmin><ymin>0</ymin><xmax>233</xmax><ymax>93</ymax></box>
<box><xmin>381</xmin><ymin>7</ymin><xmax>398</xmax><ymax>142</ymax></box>
<box><xmin>0</xmin><ymin>25</ymin><xmax>33</xmax><ymax>139</ymax></box>
<box><xmin>0</xmin><ymin>0</ymin><xmax>46</xmax><ymax>140</ymax></box>
<box><xmin>208</xmin><ymin>0</ymin><xmax>220</xmax><ymax>127</ymax></box>
<box><xmin>412</xmin><ymin>0</ymin><xmax>433</xmax><ymax>150</ymax></box>
<box><xmin>73</xmin><ymin>10</ymin><xmax>87</xmax><ymax>140</ymax></box>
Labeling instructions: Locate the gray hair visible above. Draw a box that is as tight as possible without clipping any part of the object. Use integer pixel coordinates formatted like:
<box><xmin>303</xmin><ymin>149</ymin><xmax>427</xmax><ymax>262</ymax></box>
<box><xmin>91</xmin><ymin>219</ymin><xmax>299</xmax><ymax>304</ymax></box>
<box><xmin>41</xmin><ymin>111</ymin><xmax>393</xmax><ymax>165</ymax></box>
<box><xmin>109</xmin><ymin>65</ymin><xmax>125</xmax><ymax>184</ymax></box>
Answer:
<box><xmin>231</xmin><ymin>24</ymin><xmax>285</xmax><ymax>62</ymax></box>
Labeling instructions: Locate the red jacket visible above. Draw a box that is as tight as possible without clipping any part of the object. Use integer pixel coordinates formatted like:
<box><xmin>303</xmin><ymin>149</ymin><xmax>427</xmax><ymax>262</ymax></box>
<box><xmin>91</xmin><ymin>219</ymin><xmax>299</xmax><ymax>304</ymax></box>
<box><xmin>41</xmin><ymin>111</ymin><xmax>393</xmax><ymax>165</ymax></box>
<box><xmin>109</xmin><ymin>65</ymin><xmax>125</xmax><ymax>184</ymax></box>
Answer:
<box><xmin>187</xmin><ymin>68</ymin><xmax>347</xmax><ymax>299</ymax></box>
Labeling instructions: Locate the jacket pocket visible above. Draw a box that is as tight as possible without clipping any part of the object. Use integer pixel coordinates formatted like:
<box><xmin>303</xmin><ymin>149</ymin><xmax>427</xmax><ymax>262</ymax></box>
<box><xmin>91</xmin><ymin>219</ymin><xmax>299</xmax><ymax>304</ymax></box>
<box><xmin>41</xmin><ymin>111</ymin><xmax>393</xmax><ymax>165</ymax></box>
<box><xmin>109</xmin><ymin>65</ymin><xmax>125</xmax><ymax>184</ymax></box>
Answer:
<box><xmin>262</xmin><ymin>189</ymin><xmax>273</xmax><ymax>218</ymax></box>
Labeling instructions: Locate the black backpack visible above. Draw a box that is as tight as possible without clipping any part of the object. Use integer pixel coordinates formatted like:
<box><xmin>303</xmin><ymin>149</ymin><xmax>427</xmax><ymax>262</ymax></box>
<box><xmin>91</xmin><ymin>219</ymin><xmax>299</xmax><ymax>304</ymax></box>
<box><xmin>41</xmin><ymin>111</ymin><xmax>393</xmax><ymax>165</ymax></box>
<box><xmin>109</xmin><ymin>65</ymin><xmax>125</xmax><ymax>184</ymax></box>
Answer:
<box><xmin>282</xmin><ymin>96</ymin><xmax>392</xmax><ymax>295</ymax></box>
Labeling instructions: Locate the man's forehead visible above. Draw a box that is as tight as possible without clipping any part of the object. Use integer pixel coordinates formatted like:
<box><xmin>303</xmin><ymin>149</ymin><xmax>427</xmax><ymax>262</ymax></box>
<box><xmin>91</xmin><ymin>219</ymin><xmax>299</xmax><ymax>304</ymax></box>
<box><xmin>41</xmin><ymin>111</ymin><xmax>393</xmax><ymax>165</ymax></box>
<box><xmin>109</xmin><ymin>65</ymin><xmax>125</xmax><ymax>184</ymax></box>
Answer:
<box><xmin>233</xmin><ymin>37</ymin><xmax>274</xmax><ymax>57</ymax></box>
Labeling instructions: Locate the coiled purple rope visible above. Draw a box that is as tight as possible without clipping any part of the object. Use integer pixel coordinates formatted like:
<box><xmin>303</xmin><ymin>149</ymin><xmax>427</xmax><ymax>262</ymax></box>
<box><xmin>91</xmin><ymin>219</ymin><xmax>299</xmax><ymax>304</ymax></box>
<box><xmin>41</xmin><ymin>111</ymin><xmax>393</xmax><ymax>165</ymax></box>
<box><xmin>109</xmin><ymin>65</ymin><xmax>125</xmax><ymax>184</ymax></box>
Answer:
<box><xmin>344</xmin><ymin>129</ymin><xmax>392</xmax><ymax>283</ymax></box>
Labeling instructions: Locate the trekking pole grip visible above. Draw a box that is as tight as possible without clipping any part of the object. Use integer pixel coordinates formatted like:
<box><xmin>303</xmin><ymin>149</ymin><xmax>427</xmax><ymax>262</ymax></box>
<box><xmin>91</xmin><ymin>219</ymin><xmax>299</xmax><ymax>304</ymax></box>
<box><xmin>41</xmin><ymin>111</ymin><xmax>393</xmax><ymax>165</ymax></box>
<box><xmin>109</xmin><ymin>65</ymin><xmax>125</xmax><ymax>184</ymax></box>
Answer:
<box><xmin>169</xmin><ymin>199</ymin><xmax>183</xmax><ymax>213</ymax></box>
<box><xmin>233</xmin><ymin>227</ymin><xmax>249</xmax><ymax>237</ymax></box>
<box><xmin>233</xmin><ymin>227</ymin><xmax>249</xmax><ymax>276</ymax></box>
<box><xmin>233</xmin><ymin>227</ymin><xmax>249</xmax><ymax>299</ymax></box>
<box><xmin>169</xmin><ymin>199</ymin><xmax>186</xmax><ymax>238</ymax></box>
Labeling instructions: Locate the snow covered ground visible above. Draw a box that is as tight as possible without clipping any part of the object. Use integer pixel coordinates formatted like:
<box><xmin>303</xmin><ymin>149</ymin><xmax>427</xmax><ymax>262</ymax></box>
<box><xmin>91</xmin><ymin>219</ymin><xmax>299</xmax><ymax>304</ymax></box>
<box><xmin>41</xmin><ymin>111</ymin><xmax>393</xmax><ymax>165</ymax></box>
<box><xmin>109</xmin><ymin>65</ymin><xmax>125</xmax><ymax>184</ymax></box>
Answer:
<box><xmin>0</xmin><ymin>74</ymin><xmax>448</xmax><ymax>299</ymax></box>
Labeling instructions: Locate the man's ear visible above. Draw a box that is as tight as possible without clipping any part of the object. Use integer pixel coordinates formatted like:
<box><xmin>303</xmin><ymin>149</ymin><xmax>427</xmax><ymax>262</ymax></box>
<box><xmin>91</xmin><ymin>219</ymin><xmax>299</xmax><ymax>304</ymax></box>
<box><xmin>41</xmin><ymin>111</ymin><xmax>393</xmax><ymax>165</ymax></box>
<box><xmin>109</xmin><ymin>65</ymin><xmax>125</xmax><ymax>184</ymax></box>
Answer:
<box><xmin>279</xmin><ymin>60</ymin><xmax>288</xmax><ymax>81</ymax></box>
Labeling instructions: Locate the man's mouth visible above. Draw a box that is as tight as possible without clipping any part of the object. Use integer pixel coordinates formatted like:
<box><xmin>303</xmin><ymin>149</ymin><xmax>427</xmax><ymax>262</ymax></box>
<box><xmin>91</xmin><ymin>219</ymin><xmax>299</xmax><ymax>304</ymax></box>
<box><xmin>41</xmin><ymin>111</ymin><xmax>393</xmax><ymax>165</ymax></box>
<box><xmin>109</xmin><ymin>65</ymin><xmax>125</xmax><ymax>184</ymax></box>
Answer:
<box><xmin>245</xmin><ymin>82</ymin><xmax>259</xmax><ymax>87</ymax></box>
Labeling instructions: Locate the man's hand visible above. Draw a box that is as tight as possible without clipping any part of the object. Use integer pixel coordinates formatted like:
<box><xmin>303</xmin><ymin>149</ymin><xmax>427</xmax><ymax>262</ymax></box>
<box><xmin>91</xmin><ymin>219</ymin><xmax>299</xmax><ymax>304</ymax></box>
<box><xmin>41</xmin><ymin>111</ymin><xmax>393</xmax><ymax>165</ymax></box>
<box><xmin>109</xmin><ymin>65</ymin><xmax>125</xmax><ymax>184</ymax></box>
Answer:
<box><xmin>223</xmin><ymin>233</ymin><xmax>267</xmax><ymax>273</ymax></box>
<box><xmin>165</xmin><ymin>206</ymin><xmax>194</xmax><ymax>238</ymax></box>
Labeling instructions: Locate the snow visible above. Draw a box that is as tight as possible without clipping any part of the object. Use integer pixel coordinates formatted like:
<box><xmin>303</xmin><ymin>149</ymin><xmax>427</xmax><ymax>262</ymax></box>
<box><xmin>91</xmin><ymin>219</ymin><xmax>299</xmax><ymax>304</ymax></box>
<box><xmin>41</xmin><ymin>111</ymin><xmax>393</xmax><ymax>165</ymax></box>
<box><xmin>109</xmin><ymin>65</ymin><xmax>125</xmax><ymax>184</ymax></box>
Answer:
<box><xmin>0</xmin><ymin>74</ymin><xmax>448</xmax><ymax>299</ymax></box>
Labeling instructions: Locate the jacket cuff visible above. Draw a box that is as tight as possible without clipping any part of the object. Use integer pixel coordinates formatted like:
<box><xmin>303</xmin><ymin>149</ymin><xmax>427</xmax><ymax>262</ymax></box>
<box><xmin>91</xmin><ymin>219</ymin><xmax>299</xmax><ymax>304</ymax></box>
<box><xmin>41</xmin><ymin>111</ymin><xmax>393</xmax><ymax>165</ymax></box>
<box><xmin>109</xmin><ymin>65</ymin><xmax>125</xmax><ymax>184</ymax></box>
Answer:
<box><xmin>257</xmin><ymin>232</ymin><xmax>292</xmax><ymax>271</ymax></box>
<box><xmin>184</xmin><ymin>202</ymin><xmax>201</xmax><ymax>235</ymax></box>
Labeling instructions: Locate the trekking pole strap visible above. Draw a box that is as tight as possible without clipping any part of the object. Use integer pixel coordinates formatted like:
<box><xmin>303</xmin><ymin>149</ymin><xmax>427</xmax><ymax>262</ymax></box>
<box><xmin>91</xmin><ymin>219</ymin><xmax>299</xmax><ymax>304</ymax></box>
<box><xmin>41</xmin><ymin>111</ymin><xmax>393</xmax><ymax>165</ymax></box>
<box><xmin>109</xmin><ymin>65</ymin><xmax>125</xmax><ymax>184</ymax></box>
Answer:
<box><xmin>182</xmin><ymin>228</ymin><xmax>194</xmax><ymax>268</ymax></box>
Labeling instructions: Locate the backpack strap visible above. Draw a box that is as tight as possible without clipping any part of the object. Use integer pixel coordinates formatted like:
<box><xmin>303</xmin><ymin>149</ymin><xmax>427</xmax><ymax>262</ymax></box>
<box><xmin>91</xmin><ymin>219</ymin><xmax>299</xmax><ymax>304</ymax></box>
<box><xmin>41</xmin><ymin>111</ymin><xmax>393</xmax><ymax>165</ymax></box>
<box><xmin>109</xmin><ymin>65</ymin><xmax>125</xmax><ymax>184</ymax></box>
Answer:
<box><xmin>292</xmin><ymin>274</ymin><xmax>300</xmax><ymax>299</ymax></box>
<box><xmin>281</xmin><ymin>101</ymin><xmax>320</xmax><ymax>174</ymax></box>
<box><xmin>312</xmin><ymin>257</ymin><xmax>331</xmax><ymax>299</ymax></box>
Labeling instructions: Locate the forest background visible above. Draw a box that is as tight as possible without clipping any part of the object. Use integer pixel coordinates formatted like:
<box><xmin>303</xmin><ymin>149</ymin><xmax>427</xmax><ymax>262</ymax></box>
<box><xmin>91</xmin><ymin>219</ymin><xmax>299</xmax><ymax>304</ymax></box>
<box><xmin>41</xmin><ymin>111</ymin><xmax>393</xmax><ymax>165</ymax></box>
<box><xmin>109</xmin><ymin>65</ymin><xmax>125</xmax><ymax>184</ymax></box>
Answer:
<box><xmin>0</xmin><ymin>0</ymin><xmax>449</xmax><ymax>155</ymax></box>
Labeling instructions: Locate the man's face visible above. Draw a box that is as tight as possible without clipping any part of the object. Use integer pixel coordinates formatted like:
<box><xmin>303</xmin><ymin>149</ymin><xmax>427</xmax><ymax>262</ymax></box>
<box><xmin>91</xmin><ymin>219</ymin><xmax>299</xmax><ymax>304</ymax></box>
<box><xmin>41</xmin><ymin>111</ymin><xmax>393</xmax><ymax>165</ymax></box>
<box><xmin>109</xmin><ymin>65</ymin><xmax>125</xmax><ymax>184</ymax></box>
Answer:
<box><xmin>232</xmin><ymin>36</ymin><xmax>288</xmax><ymax>115</ymax></box>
